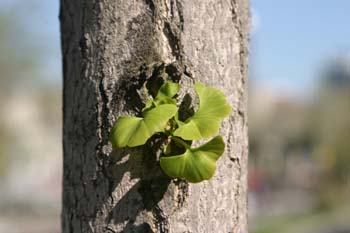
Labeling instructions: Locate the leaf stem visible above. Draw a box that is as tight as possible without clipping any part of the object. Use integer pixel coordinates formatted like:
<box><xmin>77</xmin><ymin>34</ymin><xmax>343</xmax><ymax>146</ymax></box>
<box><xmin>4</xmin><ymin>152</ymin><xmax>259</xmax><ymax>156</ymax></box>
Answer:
<box><xmin>171</xmin><ymin>136</ymin><xmax>191</xmax><ymax>150</ymax></box>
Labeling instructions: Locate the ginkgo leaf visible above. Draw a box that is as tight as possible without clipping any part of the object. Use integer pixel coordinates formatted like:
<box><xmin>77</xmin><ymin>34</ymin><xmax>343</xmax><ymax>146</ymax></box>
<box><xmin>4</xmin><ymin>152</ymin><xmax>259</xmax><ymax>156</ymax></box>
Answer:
<box><xmin>173</xmin><ymin>82</ymin><xmax>232</xmax><ymax>140</ymax></box>
<box><xmin>156</xmin><ymin>81</ymin><xmax>180</xmax><ymax>99</ymax></box>
<box><xmin>160</xmin><ymin>136</ymin><xmax>225</xmax><ymax>183</ymax></box>
<box><xmin>142</xmin><ymin>82</ymin><xmax>179</xmax><ymax>112</ymax></box>
<box><xmin>109</xmin><ymin>104</ymin><xmax>178</xmax><ymax>149</ymax></box>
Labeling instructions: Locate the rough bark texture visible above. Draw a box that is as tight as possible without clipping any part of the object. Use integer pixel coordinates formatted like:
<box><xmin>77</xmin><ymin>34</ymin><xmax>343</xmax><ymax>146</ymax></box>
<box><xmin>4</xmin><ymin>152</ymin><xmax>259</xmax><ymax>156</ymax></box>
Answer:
<box><xmin>60</xmin><ymin>0</ymin><xmax>249</xmax><ymax>232</ymax></box>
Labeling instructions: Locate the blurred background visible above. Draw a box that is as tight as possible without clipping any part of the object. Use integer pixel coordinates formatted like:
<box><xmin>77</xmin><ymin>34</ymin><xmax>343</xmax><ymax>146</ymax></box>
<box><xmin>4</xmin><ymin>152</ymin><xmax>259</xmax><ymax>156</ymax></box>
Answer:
<box><xmin>248</xmin><ymin>1</ymin><xmax>350</xmax><ymax>233</ymax></box>
<box><xmin>0</xmin><ymin>1</ymin><xmax>61</xmax><ymax>232</ymax></box>
<box><xmin>0</xmin><ymin>0</ymin><xmax>348</xmax><ymax>233</ymax></box>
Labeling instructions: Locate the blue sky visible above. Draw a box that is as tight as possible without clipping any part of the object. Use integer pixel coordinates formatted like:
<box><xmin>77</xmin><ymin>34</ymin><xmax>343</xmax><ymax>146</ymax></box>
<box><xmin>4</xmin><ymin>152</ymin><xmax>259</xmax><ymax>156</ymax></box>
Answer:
<box><xmin>250</xmin><ymin>0</ymin><xmax>350</xmax><ymax>97</ymax></box>
<box><xmin>0</xmin><ymin>0</ymin><xmax>61</xmax><ymax>85</ymax></box>
<box><xmin>1</xmin><ymin>0</ymin><xmax>349</xmax><ymax>98</ymax></box>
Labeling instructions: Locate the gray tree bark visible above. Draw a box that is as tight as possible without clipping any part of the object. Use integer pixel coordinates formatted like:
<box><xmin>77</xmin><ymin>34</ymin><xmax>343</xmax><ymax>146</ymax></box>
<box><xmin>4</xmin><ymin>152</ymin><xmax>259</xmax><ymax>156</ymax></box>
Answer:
<box><xmin>60</xmin><ymin>0</ymin><xmax>249</xmax><ymax>232</ymax></box>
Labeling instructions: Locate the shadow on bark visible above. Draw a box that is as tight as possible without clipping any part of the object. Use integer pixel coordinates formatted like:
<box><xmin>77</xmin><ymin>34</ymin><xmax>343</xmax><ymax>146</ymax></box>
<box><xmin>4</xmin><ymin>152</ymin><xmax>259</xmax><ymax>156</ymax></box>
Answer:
<box><xmin>102</xmin><ymin>137</ymin><xmax>172</xmax><ymax>232</ymax></box>
<box><xmin>97</xmin><ymin>63</ymin><xmax>189</xmax><ymax>232</ymax></box>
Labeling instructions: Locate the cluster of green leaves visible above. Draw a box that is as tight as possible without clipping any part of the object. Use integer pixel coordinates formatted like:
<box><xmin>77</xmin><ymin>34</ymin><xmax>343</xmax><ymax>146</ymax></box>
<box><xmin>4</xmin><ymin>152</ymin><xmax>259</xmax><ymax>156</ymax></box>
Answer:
<box><xmin>109</xmin><ymin>81</ymin><xmax>232</xmax><ymax>183</ymax></box>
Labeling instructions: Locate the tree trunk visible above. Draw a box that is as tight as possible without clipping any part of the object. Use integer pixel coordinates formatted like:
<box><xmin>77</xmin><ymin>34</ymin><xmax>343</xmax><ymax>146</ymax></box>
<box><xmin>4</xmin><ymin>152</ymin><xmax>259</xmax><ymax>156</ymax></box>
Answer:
<box><xmin>60</xmin><ymin>0</ymin><xmax>249</xmax><ymax>232</ymax></box>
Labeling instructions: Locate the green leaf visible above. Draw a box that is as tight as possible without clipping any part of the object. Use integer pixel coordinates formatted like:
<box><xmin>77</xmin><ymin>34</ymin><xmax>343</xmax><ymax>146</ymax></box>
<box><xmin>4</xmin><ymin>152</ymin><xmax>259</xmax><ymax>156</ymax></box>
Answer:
<box><xmin>173</xmin><ymin>82</ymin><xmax>232</xmax><ymax>140</ymax></box>
<box><xmin>160</xmin><ymin>136</ymin><xmax>225</xmax><ymax>183</ymax></box>
<box><xmin>142</xmin><ymin>82</ymin><xmax>179</xmax><ymax>112</ymax></box>
<box><xmin>156</xmin><ymin>81</ymin><xmax>180</xmax><ymax>99</ymax></box>
<box><xmin>109</xmin><ymin>104</ymin><xmax>178</xmax><ymax>149</ymax></box>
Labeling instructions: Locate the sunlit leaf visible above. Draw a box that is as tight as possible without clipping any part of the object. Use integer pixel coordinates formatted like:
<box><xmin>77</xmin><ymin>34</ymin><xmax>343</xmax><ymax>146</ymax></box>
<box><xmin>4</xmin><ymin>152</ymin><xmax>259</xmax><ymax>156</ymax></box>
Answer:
<box><xmin>142</xmin><ymin>82</ymin><xmax>179</xmax><ymax>112</ymax></box>
<box><xmin>156</xmin><ymin>81</ymin><xmax>180</xmax><ymax>99</ymax></box>
<box><xmin>160</xmin><ymin>136</ymin><xmax>225</xmax><ymax>183</ymax></box>
<box><xmin>173</xmin><ymin>82</ymin><xmax>232</xmax><ymax>140</ymax></box>
<box><xmin>109</xmin><ymin>104</ymin><xmax>178</xmax><ymax>149</ymax></box>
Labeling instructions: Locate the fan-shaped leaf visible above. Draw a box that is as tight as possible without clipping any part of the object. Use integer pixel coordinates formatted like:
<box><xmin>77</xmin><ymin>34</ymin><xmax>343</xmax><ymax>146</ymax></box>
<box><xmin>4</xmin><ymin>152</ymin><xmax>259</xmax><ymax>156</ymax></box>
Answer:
<box><xmin>156</xmin><ymin>81</ymin><xmax>180</xmax><ymax>99</ymax></box>
<box><xmin>160</xmin><ymin>136</ymin><xmax>225</xmax><ymax>183</ymax></box>
<box><xmin>173</xmin><ymin>82</ymin><xmax>232</xmax><ymax>140</ymax></box>
<box><xmin>109</xmin><ymin>104</ymin><xmax>177</xmax><ymax>149</ymax></box>
<box><xmin>142</xmin><ymin>82</ymin><xmax>179</xmax><ymax>112</ymax></box>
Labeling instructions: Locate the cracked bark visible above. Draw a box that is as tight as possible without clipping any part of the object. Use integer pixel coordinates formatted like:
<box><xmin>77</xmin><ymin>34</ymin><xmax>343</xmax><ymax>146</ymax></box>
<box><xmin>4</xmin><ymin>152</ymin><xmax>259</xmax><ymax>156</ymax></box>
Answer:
<box><xmin>60</xmin><ymin>0</ymin><xmax>250</xmax><ymax>232</ymax></box>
